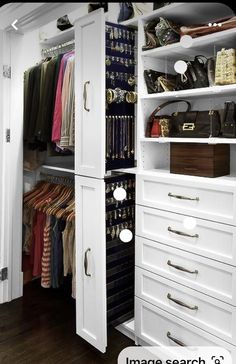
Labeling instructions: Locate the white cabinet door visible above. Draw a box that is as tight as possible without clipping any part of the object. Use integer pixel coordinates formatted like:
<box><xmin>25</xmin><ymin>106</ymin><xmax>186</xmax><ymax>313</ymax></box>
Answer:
<box><xmin>75</xmin><ymin>10</ymin><xmax>106</xmax><ymax>178</ymax></box>
<box><xmin>75</xmin><ymin>175</ymin><xmax>107</xmax><ymax>352</ymax></box>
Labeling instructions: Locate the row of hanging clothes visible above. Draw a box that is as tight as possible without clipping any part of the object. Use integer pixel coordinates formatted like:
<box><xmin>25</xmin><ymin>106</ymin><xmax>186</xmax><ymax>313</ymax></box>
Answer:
<box><xmin>23</xmin><ymin>48</ymin><xmax>75</xmax><ymax>153</ymax></box>
<box><xmin>22</xmin><ymin>176</ymin><xmax>75</xmax><ymax>298</ymax></box>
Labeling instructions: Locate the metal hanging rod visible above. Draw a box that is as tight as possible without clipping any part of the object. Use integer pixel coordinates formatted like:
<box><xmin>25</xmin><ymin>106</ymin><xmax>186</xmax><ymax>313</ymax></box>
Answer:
<box><xmin>40</xmin><ymin>172</ymin><xmax>74</xmax><ymax>186</ymax></box>
<box><xmin>41</xmin><ymin>39</ymin><xmax>75</xmax><ymax>57</ymax></box>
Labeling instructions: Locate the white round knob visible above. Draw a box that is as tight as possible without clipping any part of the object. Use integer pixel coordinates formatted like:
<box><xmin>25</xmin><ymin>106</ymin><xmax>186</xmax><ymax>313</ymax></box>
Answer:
<box><xmin>113</xmin><ymin>187</ymin><xmax>127</xmax><ymax>201</ymax></box>
<box><xmin>119</xmin><ymin>229</ymin><xmax>133</xmax><ymax>243</ymax></box>
<box><xmin>174</xmin><ymin>60</ymin><xmax>187</xmax><ymax>74</ymax></box>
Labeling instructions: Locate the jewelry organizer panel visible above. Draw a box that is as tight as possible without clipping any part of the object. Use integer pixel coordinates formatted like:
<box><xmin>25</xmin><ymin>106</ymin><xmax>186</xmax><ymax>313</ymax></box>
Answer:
<box><xmin>105</xmin><ymin>173</ymin><xmax>135</xmax><ymax>326</ymax></box>
<box><xmin>105</xmin><ymin>22</ymin><xmax>137</xmax><ymax>171</ymax></box>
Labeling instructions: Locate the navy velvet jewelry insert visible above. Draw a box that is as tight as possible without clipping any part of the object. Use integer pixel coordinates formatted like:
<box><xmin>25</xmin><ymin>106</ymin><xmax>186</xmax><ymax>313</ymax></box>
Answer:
<box><xmin>105</xmin><ymin>22</ymin><xmax>136</xmax><ymax>171</ymax></box>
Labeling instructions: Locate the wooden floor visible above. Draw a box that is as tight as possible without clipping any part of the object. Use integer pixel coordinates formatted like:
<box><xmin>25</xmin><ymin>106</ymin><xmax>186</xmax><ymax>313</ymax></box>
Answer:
<box><xmin>0</xmin><ymin>280</ymin><xmax>133</xmax><ymax>364</ymax></box>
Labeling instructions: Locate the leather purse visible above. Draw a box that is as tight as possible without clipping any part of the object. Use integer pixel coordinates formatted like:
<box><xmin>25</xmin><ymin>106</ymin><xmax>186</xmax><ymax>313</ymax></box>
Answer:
<box><xmin>155</xmin><ymin>17</ymin><xmax>180</xmax><ymax>46</ymax></box>
<box><xmin>221</xmin><ymin>101</ymin><xmax>236</xmax><ymax>137</ymax></box>
<box><xmin>57</xmin><ymin>15</ymin><xmax>73</xmax><ymax>31</ymax></box>
<box><xmin>117</xmin><ymin>3</ymin><xmax>134</xmax><ymax>23</ymax></box>
<box><xmin>176</xmin><ymin>56</ymin><xmax>209</xmax><ymax>90</ymax></box>
<box><xmin>144</xmin><ymin>69</ymin><xmax>176</xmax><ymax>93</ymax></box>
<box><xmin>147</xmin><ymin>100</ymin><xmax>221</xmax><ymax>138</ymax></box>
<box><xmin>180</xmin><ymin>16</ymin><xmax>236</xmax><ymax>38</ymax></box>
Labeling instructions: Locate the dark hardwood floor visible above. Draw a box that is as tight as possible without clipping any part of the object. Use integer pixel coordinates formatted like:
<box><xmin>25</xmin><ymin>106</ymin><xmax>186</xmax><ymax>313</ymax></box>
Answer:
<box><xmin>0</xmin><ymin>280</ymin><xmax>133</xmax><ymax>364</ymax></box>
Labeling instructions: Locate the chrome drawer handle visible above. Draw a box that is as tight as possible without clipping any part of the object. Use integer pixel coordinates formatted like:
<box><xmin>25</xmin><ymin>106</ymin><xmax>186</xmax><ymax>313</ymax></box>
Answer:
<box><xmin>83</xmin><ymin>81</ymin><xmax>90</xmax><ymax>112</ymax></box>
<box><xmin>167</xmin><ymin>260</ymin><xmax>198</xmax><ymax>274</ymax></box>
<box><xmin>168</xmin><ymin>192</ymin><xmax>199</xmax><ymax>201</ymax></box>
<box><xmin>167</xmin><ymin>331</ymin><xmax>186</xmax><ymax>346</ymax></box>
<box><xmin>167</xmin><ymin>293</ymin><xmax>198</xmax><ymax>310</ymax></box>
<box><xmin>84</xmin><ymin>248</ymin><xmax>91</xmax><ymax>277</ymax></box>
<box><xmin>168</xmin><ymin>226</ymin><xmax>199</xmax><ymax>238</ymax></box>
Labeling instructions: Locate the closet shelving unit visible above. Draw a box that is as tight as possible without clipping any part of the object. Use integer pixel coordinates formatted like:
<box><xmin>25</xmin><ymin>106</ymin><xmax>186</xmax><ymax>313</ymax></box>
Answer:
<box><xmin>133</xmin><ymin>2</ymin><xmax>236</xmax><ymax>360</ymax></box>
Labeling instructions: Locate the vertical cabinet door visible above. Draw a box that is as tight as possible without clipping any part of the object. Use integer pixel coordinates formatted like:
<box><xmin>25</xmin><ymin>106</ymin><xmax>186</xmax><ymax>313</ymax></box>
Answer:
<box><xmin>75</xmin><ymin>9</ymin><xmax>106</xmax><ymax>178</ymax></box>
<box><xmin>75</xmin><ymin>175</ymin><xmax>107</xmax><ymax>352</ymax></box>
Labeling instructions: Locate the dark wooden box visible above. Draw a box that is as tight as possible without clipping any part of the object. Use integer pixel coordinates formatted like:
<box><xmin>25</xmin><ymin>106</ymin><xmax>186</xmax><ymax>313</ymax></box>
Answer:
<box><xmin>170</xmin><ymin>143</ymin><xmax>230</xmax><ymax>178</ymax></box>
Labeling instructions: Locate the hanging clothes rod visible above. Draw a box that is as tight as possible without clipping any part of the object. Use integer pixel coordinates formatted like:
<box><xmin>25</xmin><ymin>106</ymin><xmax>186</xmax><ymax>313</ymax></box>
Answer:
<box><xmin>40</xmin><ymin>172</ymin><xmax>74</xmax><ymax>186</ymax></box>
<box><xmin>41</xmin><ymin>39</ymin><xmax>75</xmax><ymax>57</ymax></box>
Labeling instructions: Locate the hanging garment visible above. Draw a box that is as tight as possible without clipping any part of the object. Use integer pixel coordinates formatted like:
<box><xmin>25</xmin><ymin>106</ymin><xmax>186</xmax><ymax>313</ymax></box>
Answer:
<box><xmin>35</xmin><ymin>58</ymin><xmax>57</xmax><ymax>143</ymax></box>
<box><xmin>32</xmin><ymin>211</ymin><xmax>46</xmax><ymax>276</ymax></box>
<box><xmin>41</xmin><ymin>215</ymin><xmax>52</xmax><ymax>288</ymax></box>
<box><xmin>23</xmin><ymin>206</ymin><xmax>35</xmax><ymax>254</ymax></box>
<box><xmin>23</xmin><ymin>64</ymin><xmax>42</xmax><ymax>144</ymax></box>
<box><xmin>60</xmin><ymin>56</ymin><xmax>75</xmax><ymax>148</ymax></box>
<box><xmin>51</xmin><ymin>51</ymin><xmax>75</xmax><ymax>143</ymax></box>
<box><xmin>63</xmin><ymin>219</ymin><xmax>76</xmax><ymax>298</ymax></box>
<box><xmin>50</xmin><ymin>217</ymin><xmax>66</xmax><ymax>288</ymax></box>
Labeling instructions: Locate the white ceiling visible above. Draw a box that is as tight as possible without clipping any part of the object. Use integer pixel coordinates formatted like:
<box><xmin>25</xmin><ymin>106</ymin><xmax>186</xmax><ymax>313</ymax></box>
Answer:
<box><xmin>0</xmin><ymin>3</ymin><xmax>86</xmax><ymax>32</ymax></box>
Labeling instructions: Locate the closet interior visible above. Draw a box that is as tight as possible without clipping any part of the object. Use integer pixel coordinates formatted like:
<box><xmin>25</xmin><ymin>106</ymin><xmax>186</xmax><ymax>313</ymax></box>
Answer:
<box><xmin>4</xmin><ymin>1</ymin><xmax>236</xmax><ymax>360</ymax></box>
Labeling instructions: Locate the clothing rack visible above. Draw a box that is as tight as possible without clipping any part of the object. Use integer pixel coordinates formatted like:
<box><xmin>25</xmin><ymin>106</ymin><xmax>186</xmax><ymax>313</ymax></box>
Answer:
<box><xmin>41</xmin><ymin>39</ymin><xmax>75</xmax><ymax>57</ymax></box>
<box><xmin>40</xmin><ymin>172</ymin><xmax>74</xmax><ymax>186</ymax></box>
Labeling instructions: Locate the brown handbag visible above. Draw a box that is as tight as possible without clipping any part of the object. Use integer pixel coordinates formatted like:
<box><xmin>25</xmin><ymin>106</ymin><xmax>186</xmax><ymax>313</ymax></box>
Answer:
<box><xmin>180</xmin><ymin>16</ymin><xmax>236</xmax><ymax>38</ymax></box>
<box><xmin>146</xmin><ymin>100</ymin><xmax>190</xmax><ymax>138</ymax></box>
<box><xmin>147</xmin><ymin>100</ymin><xmax>221</xmax><ymax>138</ymax></box>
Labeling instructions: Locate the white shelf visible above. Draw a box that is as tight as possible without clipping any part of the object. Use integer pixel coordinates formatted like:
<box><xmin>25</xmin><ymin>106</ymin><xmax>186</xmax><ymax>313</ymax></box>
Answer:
<box><xmin>40</xmin><ymin>27</ymin><xmax>74</xmax><ymax>46</ymax></box>
<box><xmin>136</xmin><ymin>168</ymin><xmax>236</xmax><ymax>185</ymax></box>
<box><xmin>139</xmin><ymin>2</ymin><xmax>233</xmax><ymax>24</ymax></box>
<box><xmin>41</xmin><ymin>164</ymin><xmax>74</xmax><ymax>173</ymax></box>
<box><xmin>141</xmin><ymin>28</ymin><xmax>236</xmax><ymax>60</ymax></box>
<box><xmin>140</xmin><ymin>137</ymin><xmax>236</xmax><ymax>144</ymax></box>
<box><xmin>120</xmin><ymin>3</ymin><xmax>233</xmax><ymax>27</ymax></box>
<box><xmin>140</xmin><ymin>84</ymin><xmax>236</xmax><ymax>100</ymax></box>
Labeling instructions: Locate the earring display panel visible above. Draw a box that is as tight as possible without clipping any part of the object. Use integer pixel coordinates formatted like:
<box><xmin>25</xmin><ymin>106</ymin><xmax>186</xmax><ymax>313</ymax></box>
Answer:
<box><xmin>105</xmin><ymin>173</ymin><xmax>135</xmax><ymax>326</ymax></box>
<box><xmin>105</xmin><ymin>22</ymin><xmax>136</xmax><ymax>171</ymax></box>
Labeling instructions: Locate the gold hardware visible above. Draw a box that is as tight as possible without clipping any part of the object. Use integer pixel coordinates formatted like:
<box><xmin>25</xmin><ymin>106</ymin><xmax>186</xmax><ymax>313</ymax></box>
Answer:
<box><xmin>182</xmin><ymin>123</ymin><xmax>195</xmax><ymax>131</ymax></box>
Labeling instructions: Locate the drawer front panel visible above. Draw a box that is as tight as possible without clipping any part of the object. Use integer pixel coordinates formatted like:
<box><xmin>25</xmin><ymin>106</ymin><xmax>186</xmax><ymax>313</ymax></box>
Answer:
<box><xmin>136</xmin><ymin>267</ymin><xmax>236</xmax><ymax>344</ymax></box>
<box><xmin>136</xmin><ymin>174</ymin><xmax>236</xmax><ymax>225</ymax></box>
<box><xmin>136</xmin><ymin>205</ymin><xmax>236</xmax><ymax>266</ymax></box>
<box><xmin>135</xmin><ymin>298</ymin><xmax>236</xmax><ymax>361</ymax></box>
<box><xmin>136</xmin><ymin>236</ymin><xmax>236</xmax><ymax>305</ymax></box>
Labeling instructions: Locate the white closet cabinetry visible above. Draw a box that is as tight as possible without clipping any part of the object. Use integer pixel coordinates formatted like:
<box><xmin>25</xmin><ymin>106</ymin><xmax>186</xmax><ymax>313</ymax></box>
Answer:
<box><xmin>75</xmin><ymin>10</ymin><xmax>105</xmax><ymax>179</ymax></box>
<box><xmin>75</xmin><ymin>175</ymin><xmax>106</xmax><ymax>352</ymax></box>
<box><xmin>134</xmin><ymin>2</ymin><xmax>236</xmax><ymax>357</ymax></box>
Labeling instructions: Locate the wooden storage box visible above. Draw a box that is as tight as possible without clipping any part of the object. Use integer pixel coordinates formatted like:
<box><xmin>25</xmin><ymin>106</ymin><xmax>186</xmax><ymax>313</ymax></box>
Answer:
<box><xmin>170</xmin><ymin>143</ymin><xmax>230</xmax><ymax>177</ymax></box>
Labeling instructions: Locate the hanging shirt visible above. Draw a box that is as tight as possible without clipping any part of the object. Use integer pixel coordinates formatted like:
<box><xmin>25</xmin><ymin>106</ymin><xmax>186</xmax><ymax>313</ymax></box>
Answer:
<box><xmin>51</xmin><ymin>51</ymin><xmax>75</xmax><ymax>143</ymax></box>
<box><xmin>60</xmin><ymin>56</ymin><xmax>75</xmax><ymax>148</ymax></box>
<box><xmin>41</xmin><ymin>215</ymin><xmax>52</xmax><ymax>288</ymax></box>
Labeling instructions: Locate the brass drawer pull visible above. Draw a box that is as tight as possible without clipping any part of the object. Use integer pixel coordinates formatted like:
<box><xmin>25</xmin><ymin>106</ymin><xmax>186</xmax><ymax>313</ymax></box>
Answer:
<box><xmin>83</xmin><ymin>81</ymin><xmax>90</xmax><ymax>112</ymax></box>
<box><xmin>168</xmin><ymin>192</ymin><xmax>199</xmax><ymax>201</ymax></box>
<box><xmin>168</xmin><ymin>226</ymin><xmax>199</xmax><ymax>238</ymax></box>
<box><xmin>167</xmin><ymin>331</ymin><xmax>186</xmax><ymax>346</ymax></box>
<box><xmin>84</xmin><ymin>248</ymin><xmax>91</xmax><ymax>277</ymax></box>
<box><xmin>167</xmin><ymin>260</ymin><xmax>198</xmax><ymax>274</ymax></box>
<box><xmin>167</xmin><ymin>293</ymin><xmax>198</xmax><ymax>310</ymax></box>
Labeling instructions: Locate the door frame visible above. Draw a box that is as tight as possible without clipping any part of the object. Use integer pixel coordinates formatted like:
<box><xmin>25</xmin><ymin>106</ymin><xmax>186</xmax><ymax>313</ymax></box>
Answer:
<box><xmin>0</xmin><ymin>29</ymin><xmax>13</xmax><ymax>304</ymax></box>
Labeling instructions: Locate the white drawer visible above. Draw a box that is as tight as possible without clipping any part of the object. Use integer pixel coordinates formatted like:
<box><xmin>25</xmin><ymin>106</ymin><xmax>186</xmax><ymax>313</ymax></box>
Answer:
<box><xmin>136</xmin><ymin>267</ymin><xmax>236</xmax><ymax>345</ymax></box>
<box><xmin>136</xmin><ymin>205</ymin><xmax>236</xmax><ymax>266</ymax></box>
<box><xmin>136</xmin><ymin>236</ymin><xmax>236</xmax><ymax>305</ymax></box>
<box><xmin>136</xmin><ymin>174</ymin><xmax>236</xmax><ymax>225</ymax></box>
<box><xmin>135</xmin><ymin>298</ymin><xmax>236</xmax><ymax>360</ymax></box>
